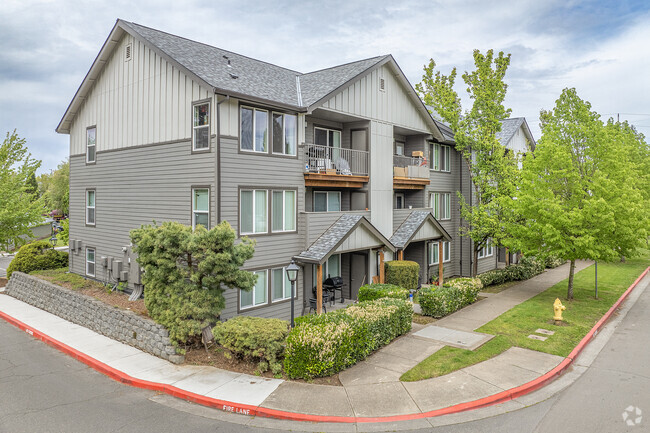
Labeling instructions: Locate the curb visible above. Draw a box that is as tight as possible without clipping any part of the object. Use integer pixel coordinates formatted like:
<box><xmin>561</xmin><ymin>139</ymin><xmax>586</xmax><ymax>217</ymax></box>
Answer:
<box><xmin>1</xmin><ymin>266</ymin><xmax>648</xmax><ymax>423</ymax></box>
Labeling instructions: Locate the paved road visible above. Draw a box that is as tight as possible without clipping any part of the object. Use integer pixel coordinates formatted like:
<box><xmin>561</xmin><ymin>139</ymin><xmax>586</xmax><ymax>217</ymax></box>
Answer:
<box><xmin>1</xmin><ymin>275</ymin><xmax>648</xmax><ymax>432</ymax></box>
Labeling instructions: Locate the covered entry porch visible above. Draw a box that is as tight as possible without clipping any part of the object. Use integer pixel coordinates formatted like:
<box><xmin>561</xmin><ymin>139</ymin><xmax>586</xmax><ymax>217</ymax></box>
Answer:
<box><xmin>390</xmin><ymin>210</ymin><xmax>452</xmax><ymax>286</ymax></box>
<box><xmin>295</xmin><ymin>214</ymin><xmax>395</xmax><ymax>314</ymax></box>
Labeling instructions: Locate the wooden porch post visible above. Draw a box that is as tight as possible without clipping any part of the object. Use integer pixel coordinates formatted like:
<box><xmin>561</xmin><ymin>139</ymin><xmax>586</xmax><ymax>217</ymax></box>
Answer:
<box><xmin>316</xmin><ymin>264</ymin><xmax>323</xmax><ymax>314</ymax></box>
<box><xmin>505</xmin><ymin>247</ymin><xmax>510</xmax><ymax>266</ymax></box>
<box><xmin>379</xmin><ymin>249</ymin><xmax>385</xmax><ymax>284</ymax></box>
<box><xmin>398</xmin><ymin>250</ymin><xmax>404</xmax><ymax>260</ymax></box>
<box><xmin>438</xmin><ymin>241</ymin><xmax>444</xmax><ymax>286</ymax></box>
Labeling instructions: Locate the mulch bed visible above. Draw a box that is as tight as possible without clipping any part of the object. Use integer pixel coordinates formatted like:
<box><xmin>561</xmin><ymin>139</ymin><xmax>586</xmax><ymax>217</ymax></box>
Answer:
<box><xmin>183</xmin><ymin>345</ymin><xmax>342</xmax><ymax>386</ymax></box>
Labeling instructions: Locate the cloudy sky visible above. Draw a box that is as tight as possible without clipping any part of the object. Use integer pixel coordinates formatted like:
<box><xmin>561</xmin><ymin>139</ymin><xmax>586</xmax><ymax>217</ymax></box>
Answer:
<box><xmin>2</xmin><ymin>0</ymin><xmax>649</xmax><ymax>173</ymax></box>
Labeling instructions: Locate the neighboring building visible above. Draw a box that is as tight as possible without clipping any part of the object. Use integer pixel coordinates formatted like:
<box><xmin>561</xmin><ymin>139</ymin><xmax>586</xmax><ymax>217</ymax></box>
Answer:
<box><xmin>57</xmin><ymin>20</ymin><xmax>511</xmax><ymax>321</ymax></box>
<box><xmin>496</xmin><ymin>117</ymin><xmax>536</xmax><ymax>169</ymax></box>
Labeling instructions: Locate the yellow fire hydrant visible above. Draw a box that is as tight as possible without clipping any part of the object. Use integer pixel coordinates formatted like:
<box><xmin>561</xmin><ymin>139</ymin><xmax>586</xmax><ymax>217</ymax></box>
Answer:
<box><xmin>553</xmin><ymin>298</ymin><xmax>566</xmax><ymax>323</ymax></box>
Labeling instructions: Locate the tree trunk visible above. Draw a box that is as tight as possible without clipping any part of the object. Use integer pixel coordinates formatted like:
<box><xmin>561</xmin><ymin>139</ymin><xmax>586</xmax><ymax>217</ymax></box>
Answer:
<box><xmin>567</xmin><ymin>259</ymin><xmax>576</xmax><ymax>300</ymax></box>
<box><xmin>473</xmin><ymin>249</ymin><xmax>478</xmax><ymax>277</ymax></box>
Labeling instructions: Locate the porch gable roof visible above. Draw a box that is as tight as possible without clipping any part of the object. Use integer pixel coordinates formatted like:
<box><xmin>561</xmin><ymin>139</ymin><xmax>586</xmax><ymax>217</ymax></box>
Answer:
<box><xmin>390</xmin><ymin>210</ymin><xmax>452</xmax><ymax>249</ymax></box>
<box><xmin>294</xmin><ymin>214</ymin><xmax>395</xmax><ymax>265</ymax></box>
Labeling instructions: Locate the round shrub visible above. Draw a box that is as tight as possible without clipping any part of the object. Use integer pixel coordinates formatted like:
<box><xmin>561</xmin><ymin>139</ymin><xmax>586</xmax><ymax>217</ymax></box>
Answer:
<box><xmin>358</xmin><ymin>283</ymin><xmax>408</xmax><ymax>302</ymax></box>
<box><xmin>7</xmin><ymin>241</ymin><xmax>68</xmax><ymax>279</ymax></box>
<box><xmin>419</xmin><ymin>278</ymin><xmax>481</xmax><ymax>318</ymax></box>
<box><xmin>385</xmin><ymin>260</ymin><xmax>419</xmax><ymax>291</ymax></box>
<box><xmin>213</xmin><ymin>316</ymin><xmax>288</xmax><ymax>374</ymax></box>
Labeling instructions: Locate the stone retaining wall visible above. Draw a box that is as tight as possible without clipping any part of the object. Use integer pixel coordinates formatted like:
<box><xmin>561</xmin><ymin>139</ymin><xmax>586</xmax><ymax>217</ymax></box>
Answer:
<box><xmin>6</xmin><ymin>272</ymin><xmax>183</xmax><ymax>364</ymax></box>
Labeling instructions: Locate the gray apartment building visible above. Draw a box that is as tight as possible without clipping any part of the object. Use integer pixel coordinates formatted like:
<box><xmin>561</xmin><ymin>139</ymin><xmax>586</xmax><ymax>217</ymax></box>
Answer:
<box><xmin>56</xmin><ymin>20</ymin><xmax>530</xmax><ymax>321</ymax></box>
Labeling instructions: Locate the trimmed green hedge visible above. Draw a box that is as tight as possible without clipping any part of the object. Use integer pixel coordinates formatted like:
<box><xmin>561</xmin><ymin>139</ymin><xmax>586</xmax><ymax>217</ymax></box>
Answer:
<box><xmin>7</xmin><ymin>241</ymin><xmax>68</xmax><ymax>279</ymax></box>
<box><xmin>213</xmin><ymin>316</ymin><xmax>288</xmax><ymax>374</ymax></box>
<box><xmin>478</xmin><ymin>256</ymin><xmax>545</xmax><ymax>287</ymax></box>
<box><xmin>358</xmin><ymin>283</ymin><xmax>409</xmax><ymax>302</ymax></box>
<box><xmin>385</xmin><ymin>260</ymin><xmax>419</xmax><ymax>291</ymax></box>
<box><xmin>284</xmin><ymin>298</ymin><xmax>412</xmax><ymax>379</ymax></box>
<box><xmin>419</xmin><ymin>277</ymin><xmax>482</xmax><ymax>318</ymax></box>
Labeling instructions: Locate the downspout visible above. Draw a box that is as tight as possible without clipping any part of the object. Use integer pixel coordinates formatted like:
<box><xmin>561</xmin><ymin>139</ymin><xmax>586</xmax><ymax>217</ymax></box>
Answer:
<box><xmin>459</xmin><ymin>145</ymin><xmax>463</xmax><ymax>276</ymax></box>
<box><xmin>215</xmin><ymin>93</ymin><xmax>230</xmax><ymax>223</ymax></box>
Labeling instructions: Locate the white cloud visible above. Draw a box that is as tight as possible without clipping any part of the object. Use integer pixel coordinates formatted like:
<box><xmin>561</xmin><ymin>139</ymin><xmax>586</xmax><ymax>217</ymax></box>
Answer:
<box><xmin>0</xmin><ymin>0</ymin><xmax>648</xmax><ymax>172</ymax></box>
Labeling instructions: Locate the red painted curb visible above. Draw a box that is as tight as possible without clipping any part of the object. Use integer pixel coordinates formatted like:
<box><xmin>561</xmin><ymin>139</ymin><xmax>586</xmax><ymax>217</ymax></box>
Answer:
<box><xmin>1</xmin><ymin>265</ymin><xmax>648</xmax><ymax>424</ymax></box>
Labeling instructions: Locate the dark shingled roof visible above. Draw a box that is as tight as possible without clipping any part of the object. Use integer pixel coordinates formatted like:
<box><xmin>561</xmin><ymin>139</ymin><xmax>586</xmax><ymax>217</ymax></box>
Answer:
<box><xmin>496</xmin><ymin>117</ymin><xmax>525</xmax><ymax>147</ymax></box>
<box><xmin>390</xmin><ymin>210</ymin><xmax>452</xmax><ymax>249</ymax></box>
<box><xmin>295</xmin><ymin>214</ymin><xmax>395</xmax><ymax>264</ymax></box>
<box><xmin>124</xmin><ymin>21</ymin><xmax>388</xmax><ymax>110</ymax></box>
<box><xmin>295</xmin><ymin>214</ymin><xmax>363</xmax><ymax>263</ymax></box>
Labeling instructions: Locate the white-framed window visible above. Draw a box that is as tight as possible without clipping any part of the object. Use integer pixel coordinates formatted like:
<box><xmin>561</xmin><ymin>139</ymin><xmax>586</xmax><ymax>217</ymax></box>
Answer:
<box><xmin>241</xmin><ymin>270</ymin><xmax>267</xmax><ymax>309</ymax></box>
<box><xmin>193</xmin><ymin>102</ymin><xmax>210</xmax><ymax>151</ymax></box>
<box><xmin>86</xmin><ymin>127</ymin><xmax>96</xmax><ymax>163</ymax></box>
<box><xmin>430</xmin><ymin>143</ymin><xmax>451</xmax><ymax>172</ymax></box>
<box><xmin>86</xmin><ymin>190</ymin><xmax>95</xmax><ymax>225</ymax></box>
<box><xmin>478</xmin><ymin>240</ymin><xmax>494</xmax><ymax>259</ymax></box>
<box><xmin>314</xmin><ymin>127</ymin><xmax>341</xmax><ymax>148</ymax></box>
<box><xmin>192</xmin><ymin>188</ymin><xmax>209</xmax><ymax>229</ymax></box>
<box><xmin>428</xmin><ymin>241</ymin><xmax>451</xmax><ymax>265</ymax></box>
<box><xmin>240</xmin><ymin>106</ymin><xmax>268</xmax><ymax>152</ymax></box>
<box><xmin>86</xmin><ymin>248</ymin><xmax>96</xmax><ymax>277</ymax></box>
<box><xmin>271</xmin><ymin>267</ymin><xmax>294</xmax><ymax>302</ymax></box>
<box><xmin>240</xmin><ymin>189</ymin><xmax>268</xmax><ymax>234</ymax></box>
<box><xmin>271</xmin><ymin>190</ymin><xmax>296</xmax><ymax>232</ymax></box>
<box><xmin>272</xmin><ymin>113</ymin><xmax>297</xmax><ymax>156</ymax></box>
<box><xmin>429</xmin><ymin>192</ymin><xmax>439</xmax><ymax>219</ymax></box>
<box><xmin>314</xmin><ymin>191</ymin><xmax>341</xmax><ymax>212</ymax></box>
<box><xmin>429</xmin><ymin>192</ymin><xmax>451</xmax><ymax>220</ymax></box>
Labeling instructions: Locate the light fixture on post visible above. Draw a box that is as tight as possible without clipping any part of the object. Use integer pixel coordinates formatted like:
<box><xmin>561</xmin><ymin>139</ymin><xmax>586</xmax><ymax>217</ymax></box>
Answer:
<box><xmin>286</xmin><ymin>259</ymin><xmax>300</xmax><ymax>328</ymax></box>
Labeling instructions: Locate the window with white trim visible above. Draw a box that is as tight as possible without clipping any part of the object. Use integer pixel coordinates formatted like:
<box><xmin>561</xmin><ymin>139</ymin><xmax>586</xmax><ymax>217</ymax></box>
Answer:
<box><xmin>271</xmin><ymin>267</ymin><xmax>294</xmax><ymax>302</ymax></box>
<box><xmin>86</xmin><ymin>248</ymin><xmax>96</xmax><ymax>277</ymax></box>
<box><xmin>271</xmin><ymin>190</ymin><xmax>296</xmax><ymax>232</ymax></box>
<box><xmin>429</xmin><ymin>192</ymin><xmax>451</xmax><ymax>220</ymax></box>
<box><xmin>314</xmin><ymin>191</ymin><xmax>341</xmax><ymax>212</ymax></box>
<box><xmin>86</xmin><ymin>127</ymin><xmax>96</xmax><ymax>163</ymax></box>
<box><xmin>240</xmin><ymin>106</ymin><xmax>268</xmax><ymax>152</ymax></box>
<box><xmin>241</xmin><ymin>270</ymin><xmax>267</xmax><ymax>309</ymax></box>
<box><xmin>272</xmin><ymin>113</ymin><xmax>297</xmax><ymax>155</ymax></box>
<box><xmin>478</xmin><ymin>240</ymin><xmax>494</xmax><ymax>258</ymax></box>
<box><xmin>428</xmin><ymin>241</ymin><xmax>451</xmax><ymax>265</ymax></box>
<box><xmin>240</xmin><ymin>189</ymin><xmax>267</xmax><ymax>234</ymax></box>
<box><xmin>86</xmin><ymin>190</ymin><xmax>95</xmax><ymax>225</ymax></box>
<box><xmin>193</xmin><ymin>102</ymin><xmax>210</xmax><ymax>150</ymax></box>
<box><xmin>192</xmin><ymin>188</ymin><xmax>209</xmax><ymax>229</ymax></box>
<box><xmin>429</xmin><ymin>143</ymin><xmax>450</xmax><ymax>172</ymax></box>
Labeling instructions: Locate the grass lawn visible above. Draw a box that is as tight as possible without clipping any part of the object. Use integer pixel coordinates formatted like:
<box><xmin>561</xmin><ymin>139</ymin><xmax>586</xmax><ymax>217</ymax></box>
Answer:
<box><xmin>401</xmin><ymin>250</ymin><xmax>649</xmax><ymax>382</ymax></box>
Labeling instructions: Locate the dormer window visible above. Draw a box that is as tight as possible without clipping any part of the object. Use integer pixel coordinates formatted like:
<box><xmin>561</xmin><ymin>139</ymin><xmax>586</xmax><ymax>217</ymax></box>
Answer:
<box><xmin>193</xmin><ymin>101</ymin><xmax>210</xmax><ymax>151</ymax></box>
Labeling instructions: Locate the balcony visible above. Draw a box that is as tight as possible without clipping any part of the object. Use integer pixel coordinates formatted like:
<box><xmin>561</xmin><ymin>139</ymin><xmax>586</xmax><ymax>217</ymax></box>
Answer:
<box><xmin>393</xmin><ymin>154</ymin><xmax>430</xmax><ymax>189</ymax></box>
<box><xmin>304</xmin><ymin>143</ymin><xmax>369</xmax><ymax>188</ymax></box>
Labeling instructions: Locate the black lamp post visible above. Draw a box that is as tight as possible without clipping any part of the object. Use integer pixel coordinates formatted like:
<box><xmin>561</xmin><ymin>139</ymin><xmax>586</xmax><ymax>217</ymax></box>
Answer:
<box><xmin>286</xmin><ymin>260</ymin><xmax>299</xmax><ymax>328</ymax></box>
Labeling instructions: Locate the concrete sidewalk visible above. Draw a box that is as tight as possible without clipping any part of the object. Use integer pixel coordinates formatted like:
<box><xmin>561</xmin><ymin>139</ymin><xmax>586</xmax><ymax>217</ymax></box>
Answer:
<box><xmin>1</xmin><ymin>259</ymin><xmax>636</xmax><ymax>425</ymax></box>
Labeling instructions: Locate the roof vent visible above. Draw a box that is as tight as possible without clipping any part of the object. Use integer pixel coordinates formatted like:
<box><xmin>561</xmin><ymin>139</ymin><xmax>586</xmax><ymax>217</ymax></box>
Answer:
<box><xmin>379</xmin><ymin>77</ymin><xmax>386</xmax><ymax>92</ymax></box>
<box><xmin>229</xmin><ymin>73</ymin><xmax>238</xmax><ymax>79</ymax></box>
<box><xmin>125</xmin><ymin>43</ymin><xmax>132</xmax><ymax>61</ymax></box>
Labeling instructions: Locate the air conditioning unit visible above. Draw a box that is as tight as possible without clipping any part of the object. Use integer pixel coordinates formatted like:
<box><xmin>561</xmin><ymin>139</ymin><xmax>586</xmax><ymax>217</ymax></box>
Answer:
<box><xmin>112</xmin><ymin>260</ymin><xmax>123</xmax><ymax>276</ymax></box>
<box><xmin>120</xmin><ymin>271</ymin><xmax>129</xmax><ymax>281</ymax></box>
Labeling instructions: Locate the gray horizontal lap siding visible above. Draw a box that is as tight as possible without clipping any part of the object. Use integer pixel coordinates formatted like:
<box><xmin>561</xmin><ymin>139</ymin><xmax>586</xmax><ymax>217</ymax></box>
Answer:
<box><xmin>218</xmin><ymin>136</ymin><xmax>306</xmax><ymax>320</ymax></box>
<box><xmin>69</xmin><ymin>139</ymin><xmax>216</xmax><ymax>283</ymax></box>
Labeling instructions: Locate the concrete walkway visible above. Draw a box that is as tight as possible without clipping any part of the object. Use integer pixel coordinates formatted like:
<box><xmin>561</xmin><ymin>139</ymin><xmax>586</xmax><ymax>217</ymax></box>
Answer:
<box><xmin>0</xmin><ymin>260</ymin><xmax>607</xmax><ymax>421</ymax></box>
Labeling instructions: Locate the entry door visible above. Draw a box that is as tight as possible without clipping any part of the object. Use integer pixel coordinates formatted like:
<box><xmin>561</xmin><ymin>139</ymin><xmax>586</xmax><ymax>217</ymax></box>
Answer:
<box><xmin>350</xmin><ymin>253</ymin><xmax>367</xmax><ymax>300</ymax></box>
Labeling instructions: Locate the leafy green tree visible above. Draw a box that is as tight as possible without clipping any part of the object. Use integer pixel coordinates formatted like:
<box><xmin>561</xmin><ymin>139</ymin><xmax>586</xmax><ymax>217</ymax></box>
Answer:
<box><xmin>25</xmin><ymin>172</ymin><xmax>38</xmax><ymax>198</ymax></box>
<box><xmin>38</xmin><ymin>160</ymin><xmax>69</xmax><ymax>214</ymax></box>
<box><xmin>130</xmin><ymin>221</ymin><xmax>257</xmax><ymax>347</ymax></box>
<box><xmin>417</xmin><ymin>50</ymin><xmax>519</xmax><ymax>276</ymax></box>
<box><xmin>509</xmin><ymin>89</ymin><xmax>648</xmax><ymax>299</ymax></box>
<box><xmin>0</xmin><ymin>131</ymin><xmax>44</xmax><ymax>252</ymax></box>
